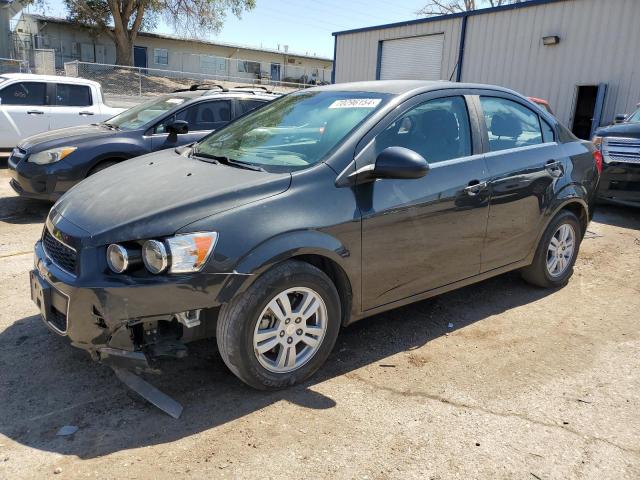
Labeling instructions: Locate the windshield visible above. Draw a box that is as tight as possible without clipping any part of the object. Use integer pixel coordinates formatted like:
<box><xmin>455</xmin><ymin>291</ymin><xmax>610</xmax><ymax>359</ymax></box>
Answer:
<box><xmin>194</xmin><ymin>90</ymin><xmax>391</xmax><ymax>172</ymax></box>
<box><xmin>627</xmin><ymin>108</ymin><xmax>640</xmax><ymax>123</ymax></box>
<box><xmin>106</xmin><ymin>95</ymin><xmax>191</xmax><ymax>130</ymax></box>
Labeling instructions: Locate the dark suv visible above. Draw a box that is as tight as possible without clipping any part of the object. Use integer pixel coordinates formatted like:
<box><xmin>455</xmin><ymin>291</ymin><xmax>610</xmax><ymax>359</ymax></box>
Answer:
<box><xmin>8</xmin><ymin>85</ymin><xmax>278</xmax><ymax>201</ymax></box>
<box><xmin>30</xmin><ymin>81</ymin><xmax>600</xmax><ymax>396</ymax></box>
<box><xmin>592</xmin><ymin>106</ymin><xmax>640</xmax><ymax>207</ymax></box>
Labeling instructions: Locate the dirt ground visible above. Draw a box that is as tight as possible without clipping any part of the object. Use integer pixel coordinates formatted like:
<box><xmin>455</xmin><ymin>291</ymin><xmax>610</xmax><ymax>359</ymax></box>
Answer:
<box><xmin>0</xmin><ymin>163</ymin><xmax>639</xmax><ymax>479</ymax></box>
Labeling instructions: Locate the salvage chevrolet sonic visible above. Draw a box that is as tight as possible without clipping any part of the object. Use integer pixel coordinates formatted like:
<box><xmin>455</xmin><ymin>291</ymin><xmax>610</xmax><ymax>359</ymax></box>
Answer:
<box><xmin>31</xmin><ymin>81</ymin><xmax>600</xmax><ymax>391</ymax></box>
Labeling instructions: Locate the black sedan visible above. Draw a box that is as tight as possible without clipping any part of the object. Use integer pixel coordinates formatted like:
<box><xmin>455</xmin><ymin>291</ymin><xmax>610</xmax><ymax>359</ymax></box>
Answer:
<box><xmin>31</xmin><ymin>81</ymin><xmax>599</xmax><ymax>402</ymax></box>
<box><xmin>8</xmin><ymin>86</ymin><xmax>277</xmax><ymax>201</ymax></box>
<box><xmin>593</xmin><ymin>106</ymin><xmax>640</xmax><ymax>207</ymax></box>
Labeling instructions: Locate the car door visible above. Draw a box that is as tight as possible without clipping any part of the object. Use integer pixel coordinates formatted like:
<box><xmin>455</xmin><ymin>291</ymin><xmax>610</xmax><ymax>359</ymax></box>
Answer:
<box><xmin>476</xmin><ymin>93</ymin><xmax>564</xmax><ymax>272</ymax></box>
<box><xmin>358</xmin><ymin>93</ymin><xmax>490</xmax><ymax>310</ymax></box>
<box><xmin>50</xmin><ymin>82</ymin><xmax>97</xmax><ymax>129</ymax></box>
<box><xmin>150</xmin><ymin>99</ymin><xmax>232</xmax><ymax>151</ymax></box>
<box><xmin>0</xmin><ymin>81</ymin><xmax>50</xmax><ymax>149</ymax></box>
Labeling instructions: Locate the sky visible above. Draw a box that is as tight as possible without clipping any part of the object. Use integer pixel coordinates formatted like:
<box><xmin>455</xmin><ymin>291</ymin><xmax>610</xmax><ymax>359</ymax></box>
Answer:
<box><xmin>25</xmin><ymin>0</ymin><xmax>431</xmax><ymax>59</ymax></box>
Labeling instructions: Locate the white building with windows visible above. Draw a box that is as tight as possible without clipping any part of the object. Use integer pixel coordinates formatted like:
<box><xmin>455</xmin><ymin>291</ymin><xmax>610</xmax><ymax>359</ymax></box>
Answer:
<box><xmin>11</xmin><ymin>13</ymin><xmax>333</xmax><ymax>85</ymax></box>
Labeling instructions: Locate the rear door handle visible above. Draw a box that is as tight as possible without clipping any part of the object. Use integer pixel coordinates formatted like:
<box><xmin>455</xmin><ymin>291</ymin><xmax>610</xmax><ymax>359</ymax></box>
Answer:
<box><xmin>27</xmin><ymin>110</ymin><xmax>44</xmax><ymax>115</ymax></box>
<box><xmin>464</xmin><ymin>180</ymin><xmax>488</xmax><ymax>196</ymax></box>
<box><xmin>79</xmin><ymin>111</ymin><xmax>94</xmax><ymax>116</ymax></box>
<box><xmin>545</xmin><ymin>159</ymin><xmax>563</xmax><ymax>177</ymax></box>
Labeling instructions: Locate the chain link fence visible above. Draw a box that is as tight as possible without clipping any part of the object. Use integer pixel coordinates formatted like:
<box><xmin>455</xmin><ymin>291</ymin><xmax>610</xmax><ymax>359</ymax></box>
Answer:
<box><xmin>63</xmin><ymin>61</ymin><xmax>322</xmax><ymax>100</ymax></box>
<box><xmin>0</xmin><ymin>57</ymin><xmax>30</xmax><ymax>74</ymax></box>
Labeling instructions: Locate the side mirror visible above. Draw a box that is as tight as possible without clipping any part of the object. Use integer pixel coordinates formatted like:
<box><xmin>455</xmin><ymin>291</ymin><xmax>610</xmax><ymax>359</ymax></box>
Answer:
<box><xmin>166</xmin><ymin>120</ymin><xmax>189</xmax><ymax>140</ymax></box>
<box><xmin>614</xmin><ymin>114</ymin><xmax>627</xmax><ymax>124</ymax></box>
<box><xmin>349</xmin><ymin>147</ymin><xmax>429</xmax><ymax>184</ymax></box>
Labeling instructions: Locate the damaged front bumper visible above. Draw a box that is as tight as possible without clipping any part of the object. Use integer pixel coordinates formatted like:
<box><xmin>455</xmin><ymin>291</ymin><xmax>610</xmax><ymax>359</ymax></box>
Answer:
<box><xmin>31</xmin><ymin>239</ymin><xmax>229</xmax><ymax>369</ymax></box>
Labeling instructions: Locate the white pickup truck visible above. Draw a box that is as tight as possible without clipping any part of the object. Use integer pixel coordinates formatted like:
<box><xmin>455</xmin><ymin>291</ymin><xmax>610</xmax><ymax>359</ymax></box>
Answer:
<box><xmin>0</xmin><ymin>73</ymin><xmax>124</xmax><ymax>154</ymax></box>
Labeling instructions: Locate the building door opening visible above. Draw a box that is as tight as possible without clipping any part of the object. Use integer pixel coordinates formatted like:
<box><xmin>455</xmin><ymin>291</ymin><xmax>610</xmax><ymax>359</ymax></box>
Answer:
<box><xmin>571</xmin><ymin>84</ymin><xmax>607</xmax><ymax>139</ymax></box>
<box><xmin>133</xmin><ymin>46</ymin><xmax>147</xmax><ymax>69</ymax></box>
<box><xmin>270</xmin><ymin>63</ymin><xmax>281</xmax><ymax>81</ymax></box>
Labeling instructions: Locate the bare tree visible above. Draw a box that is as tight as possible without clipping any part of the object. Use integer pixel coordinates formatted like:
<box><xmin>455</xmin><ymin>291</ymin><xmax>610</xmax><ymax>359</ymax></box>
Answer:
<box><xmin>63</xmin><ymin>0</ymin><xmax>256</xmax><ymax>66</ymax></box>
<box><xmin>417</xmin><ymin>0</ymin><xmax>527</xmax><ymax>16</ymax></box>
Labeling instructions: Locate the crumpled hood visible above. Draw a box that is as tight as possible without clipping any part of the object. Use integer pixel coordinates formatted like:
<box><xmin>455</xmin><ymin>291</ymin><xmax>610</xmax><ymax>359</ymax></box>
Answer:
<box><xmin>53</xmin><ymin>149</ymin><xmax>291</xmax><ymax>245</ymax></box>
<box><xmin>19</xmin><ymin>124</ymin><xmax>120</xmax><ymax>151</ymax></box>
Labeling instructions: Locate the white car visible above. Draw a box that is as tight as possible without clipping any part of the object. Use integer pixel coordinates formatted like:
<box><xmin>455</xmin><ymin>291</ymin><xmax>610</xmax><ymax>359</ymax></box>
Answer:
<box><xmin>0</xmin><ymin>73</ymin><xmax>123</xmax><ymax>155</ymax></box>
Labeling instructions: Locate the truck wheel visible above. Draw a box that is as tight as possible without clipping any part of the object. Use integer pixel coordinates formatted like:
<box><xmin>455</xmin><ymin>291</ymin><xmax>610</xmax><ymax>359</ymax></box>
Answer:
<box><xmin>521</xmin><ymin>210</ymin><xmax>582</xmax><ymax>288</ymax></box>
<box><xmin>216</xmin><ymin>260</ymin><xmax>341</xmax><ymax>390</ymax></box>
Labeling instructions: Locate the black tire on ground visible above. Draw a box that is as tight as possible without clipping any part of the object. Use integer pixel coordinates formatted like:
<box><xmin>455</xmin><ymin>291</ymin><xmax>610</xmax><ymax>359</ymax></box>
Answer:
<box><xmin>88</xmin><ymin>160</ymin><xmax>119</xmax><ymax>176</ymax></box>
<box><xmin>520</xmin><ymin>210</ymin><xmax>582</xmax><ymax>288</ymax></box>
<box><xmin>216</xmin><ymin>260</ymin><xmax>342</xmax><ymax>390</ymax></box>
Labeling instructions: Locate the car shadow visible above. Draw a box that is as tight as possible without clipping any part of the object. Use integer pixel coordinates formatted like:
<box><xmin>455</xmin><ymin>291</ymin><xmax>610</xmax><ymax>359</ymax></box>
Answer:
<box><xmin>0</xmin><ymin>271</ymin><xmax>554</xmax><ymax>459</ymax></box>
<box><xmin>592</xmin><ymin>204</ymin><xmax>640</xmax><ymax>230</ymax></box>
<box><xmin>0</xmin><ymin>194</ymin><xmax>50</xmax><ymax>224</ymax></box>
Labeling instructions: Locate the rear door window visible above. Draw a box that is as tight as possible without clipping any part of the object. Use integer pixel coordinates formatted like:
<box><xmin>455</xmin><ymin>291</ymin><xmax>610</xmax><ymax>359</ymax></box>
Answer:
<box><xmin>238</xmin><ymin>99</ymin><xmax>266</xmax><ymax>115</ymax></box>
<box><xmin>0</xmin><ymin>82</ymin><xmax>46</xmax><ymax>106</ymax></box>
<box><xmin>374</xmin><ymin>96</ymin><xmax>472</xmax><ymax>163</ymax></box>
<box><xmin>480</xmin><ymin>97</ymin><xmax>544</xmax><ymax>151</ymax></box>
<box><xmin>155</xmin><ymin>100</ymin><xmax>232</xmax><ymax>133</ymax></box>
<box><xmin>54</xmin><ymin>83</ymin><xmax>92</xmax><ymax>106</ymax></box>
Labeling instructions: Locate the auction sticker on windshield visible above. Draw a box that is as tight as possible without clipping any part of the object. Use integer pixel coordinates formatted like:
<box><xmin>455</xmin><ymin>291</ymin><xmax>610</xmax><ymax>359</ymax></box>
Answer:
<box><xmin>166</xmin><ymin>98</ymin><xmax>186</xmax><ymax>104</ymax></box>
<box><xmin>329</xmin><ymin>98</ymin><xmax>382</xmax><ymax>109</ymax></box>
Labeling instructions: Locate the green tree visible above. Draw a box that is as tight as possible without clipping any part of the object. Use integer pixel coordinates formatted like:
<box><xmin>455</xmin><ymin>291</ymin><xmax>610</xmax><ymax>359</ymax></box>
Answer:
<box><xmin>63</xmin><ymin>0</ymin><xmax>256</xmax><ymax>66</ymax></box>
<box><xmin>417</xmin><ymin>0</ymin><xmax>527</xmax><ymax>16</ymax></box>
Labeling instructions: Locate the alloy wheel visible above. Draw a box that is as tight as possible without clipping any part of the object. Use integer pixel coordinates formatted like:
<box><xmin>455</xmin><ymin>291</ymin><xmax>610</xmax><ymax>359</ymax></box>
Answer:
<box><xmin>546</xmin><ymin>223</ymin><xmax>576</xmax><ymax>277</ymax></box>
<box><xmin>253</xmin><ymin>287</ymin><xmax>328</xmax><ymax>373</ymax></box>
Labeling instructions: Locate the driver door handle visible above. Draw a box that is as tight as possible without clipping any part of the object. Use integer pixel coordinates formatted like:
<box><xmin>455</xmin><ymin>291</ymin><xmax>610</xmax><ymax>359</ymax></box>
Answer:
<box><xmin>27</xmin><ymin>110</ymin><xmax>44</xmax><ymax>115</ymax></box>
<box><xmin>79</xmin><ymin>111</ymin><xmax>94</xmax><ymax>116</ymax></box>
<box><xmin>464</xmin><ymin>180</ymin><xmax>488</xmax><ymax>196</ymax></box>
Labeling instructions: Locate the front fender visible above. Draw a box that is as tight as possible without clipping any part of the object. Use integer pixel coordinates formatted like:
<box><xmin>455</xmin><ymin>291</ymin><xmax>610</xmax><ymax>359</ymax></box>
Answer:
<box><xmin>215</xmin><ymin>229</ymin><xmax>354</xmax><ymax>305</ymax></box>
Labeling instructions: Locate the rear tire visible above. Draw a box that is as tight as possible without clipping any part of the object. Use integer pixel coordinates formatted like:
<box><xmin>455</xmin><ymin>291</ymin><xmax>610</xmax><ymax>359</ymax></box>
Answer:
<box><xmin>216</xmin><ymin>260</ymin><xmax>341</xmax><ymax>390</ymax></box>
<box><xmin>521</xmin><ymin>210</ymin><xmax>582</xmax><ymax>288</ymax></box>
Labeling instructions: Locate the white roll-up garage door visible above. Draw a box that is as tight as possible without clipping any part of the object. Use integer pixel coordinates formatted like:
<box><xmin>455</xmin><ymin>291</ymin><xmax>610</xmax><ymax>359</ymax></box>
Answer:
<box><xmin>379</xmin><ymin>34</ymin><xmax>444</xmax><ymax>81</ymax></box>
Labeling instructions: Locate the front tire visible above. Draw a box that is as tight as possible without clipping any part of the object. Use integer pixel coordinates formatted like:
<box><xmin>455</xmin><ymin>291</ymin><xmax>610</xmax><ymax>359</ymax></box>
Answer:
<box><xmin>216</xmin><ymin>260</ymin><xmax>341</xmax><ymax>390</ymax></box>
<box><xmin>521</xmin><ymin>210</ymin><xmax>582</xmax><ymax>288</ymax></box>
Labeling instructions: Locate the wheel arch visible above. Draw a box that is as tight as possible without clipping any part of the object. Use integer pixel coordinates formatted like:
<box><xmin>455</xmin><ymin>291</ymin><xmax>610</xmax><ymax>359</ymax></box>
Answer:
<box><xmin>216</xmin><ymin>230</ymin><xmax>357</xmax><ymax>326</ymax></box>
<box><xmin>527</xmin><ymin>197</ymin><xmax>589</xmax><ymax>264</ymax></box>
<box><xmin>86</xmin><ymin>154</ymin><xmax>130</xmax><ymax>176</ymax></box>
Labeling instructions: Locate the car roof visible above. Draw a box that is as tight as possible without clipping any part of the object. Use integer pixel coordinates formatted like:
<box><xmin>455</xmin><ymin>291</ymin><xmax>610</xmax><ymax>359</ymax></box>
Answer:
<box><xmin>157</xmin><ymin>89</ymin><xmax>279</xmax><ymax>103</ymax></box>
<box><xmin>310</xmin><ymin>80</ymin><xmax>522</xmax><ymax>97</ymax></box>
<box><xmin>0</xmin><ymin>73</ymin><xmax>101</xmax><ymax>87</ymax></box>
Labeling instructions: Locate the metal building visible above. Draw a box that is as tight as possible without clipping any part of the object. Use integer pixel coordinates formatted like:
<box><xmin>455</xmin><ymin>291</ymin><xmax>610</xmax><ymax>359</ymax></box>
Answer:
<box><xmin>332</xmin><ymin>0</ymin><xmax>640</xmax><ymax>138</ymax></box>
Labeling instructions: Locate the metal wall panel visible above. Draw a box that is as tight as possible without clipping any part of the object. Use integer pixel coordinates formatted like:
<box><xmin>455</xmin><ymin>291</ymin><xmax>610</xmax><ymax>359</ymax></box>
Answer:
<box><xmin>334</xmin><ymin>0</ymin><xmax>640</xmax><ymax>127</ymax></box>
<box><xmin>380</xmin><ymin>34</ymin><xmax>444</xmax><ymax>80</ymax></box>
<box><xmin>335</xmin><ymin>17</ymin><xmax>462</xmax><ymax>84</ymax></box>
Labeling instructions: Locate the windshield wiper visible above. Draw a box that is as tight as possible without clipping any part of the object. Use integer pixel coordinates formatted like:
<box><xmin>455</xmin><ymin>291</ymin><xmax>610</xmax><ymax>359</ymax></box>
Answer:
<box><xmin>191</xmin><ymin>150</ymin><xmax>265</xmax><ymax>171</ymax></box>
<box><xmin>101</xmin><ymin>122</ymin><xmax>119</xmax><ymax>130</ymax></box>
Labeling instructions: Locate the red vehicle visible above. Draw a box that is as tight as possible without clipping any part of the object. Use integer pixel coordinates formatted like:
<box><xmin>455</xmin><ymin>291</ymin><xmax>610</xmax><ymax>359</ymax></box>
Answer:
<box><xmin>529</xmin><ymin>97</ymin><xmax>554</xmax><ymax>115</ymax></box>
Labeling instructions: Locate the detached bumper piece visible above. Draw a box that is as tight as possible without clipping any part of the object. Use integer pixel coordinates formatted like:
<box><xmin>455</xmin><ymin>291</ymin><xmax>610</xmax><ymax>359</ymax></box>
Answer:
<box><xmin>113</xmin><ymin>367</ymin><xmax>184</xmax><ymax>419</ymax></box>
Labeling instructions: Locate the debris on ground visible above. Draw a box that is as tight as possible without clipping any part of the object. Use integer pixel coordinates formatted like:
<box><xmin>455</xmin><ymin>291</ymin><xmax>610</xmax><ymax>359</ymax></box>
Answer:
<box><xmin>56</xmin><ymin>426</ymin><xmax>78</xmax><ymax>436</ymax></box>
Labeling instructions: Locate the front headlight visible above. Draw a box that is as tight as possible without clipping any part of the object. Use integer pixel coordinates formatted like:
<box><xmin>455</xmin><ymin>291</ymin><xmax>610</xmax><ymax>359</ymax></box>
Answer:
<box><xmin>141</xmin><ymin>232</ymin><xmax>218</xmax><ymax>274</ymax></box>
<box><xmin>29</xmin><ymin>146</ymin><xmax>77</xmax><ymax>165</ymax></box>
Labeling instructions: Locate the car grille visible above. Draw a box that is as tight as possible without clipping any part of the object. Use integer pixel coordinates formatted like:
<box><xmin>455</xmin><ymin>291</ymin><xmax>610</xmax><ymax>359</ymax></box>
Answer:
<box><xmin>43</xmin><ymin>228</ymin><xmax>77</xmax><ymax>275</ymax></box>
<box><xmin>603</xmin><ymin>137</ymin><xmax>640</xmax><ymax>164</ymax></box>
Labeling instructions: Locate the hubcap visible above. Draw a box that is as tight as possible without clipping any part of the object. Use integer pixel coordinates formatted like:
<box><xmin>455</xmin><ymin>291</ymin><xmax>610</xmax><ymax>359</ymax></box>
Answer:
<box><xmin>546</xmin><ymin>223</ymin><xmax>576</xmax><ymax>277</ymax></box>
<box><xmin>253</xmin><ymin>287</ymin><xmax>328</xmax><ymax>373</ymax></box>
